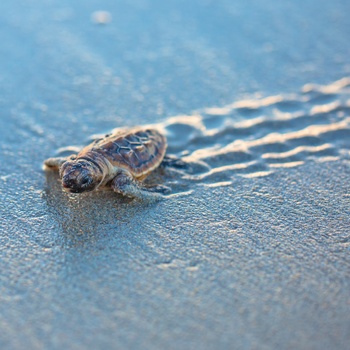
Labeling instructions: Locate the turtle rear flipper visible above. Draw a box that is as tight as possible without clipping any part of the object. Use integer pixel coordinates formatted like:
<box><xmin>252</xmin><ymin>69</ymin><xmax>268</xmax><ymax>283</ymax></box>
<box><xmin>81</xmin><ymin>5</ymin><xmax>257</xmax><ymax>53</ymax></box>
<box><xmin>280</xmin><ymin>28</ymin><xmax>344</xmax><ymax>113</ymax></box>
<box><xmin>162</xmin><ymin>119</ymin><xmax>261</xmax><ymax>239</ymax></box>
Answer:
<box><xmin>111</xmin><ymin>172</ymin><xmax>170</xmax><ymax>201</ymax></box>
<box><xmin>160</xmin><ymin>155</ymin><xmax>189</xmax><ymax>169</ymax></box>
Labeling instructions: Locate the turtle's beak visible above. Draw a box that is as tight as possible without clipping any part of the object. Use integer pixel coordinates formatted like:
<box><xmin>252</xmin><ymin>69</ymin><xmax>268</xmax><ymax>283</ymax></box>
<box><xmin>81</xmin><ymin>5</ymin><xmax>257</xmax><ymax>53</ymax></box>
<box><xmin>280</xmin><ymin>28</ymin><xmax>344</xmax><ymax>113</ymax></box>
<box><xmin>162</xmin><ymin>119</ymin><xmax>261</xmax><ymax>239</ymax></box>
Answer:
<box><xmin>62</xmin><ymin>181</ymin><xmax>69</xmax><ymax>189</ymax></box>
<box><xmin>62</xmin><ymin>175</ymin><xmax>72</xmax><ymax>189</ymax></box>
<box><xmin>62</xmin><ymin>172</ymin><xmax>96</xmax><ymax>193</ymax></box>
<box><xmin>62</xmin><ymin>175</ymin><xmax>81</xmax><ymax>192</ymax></box>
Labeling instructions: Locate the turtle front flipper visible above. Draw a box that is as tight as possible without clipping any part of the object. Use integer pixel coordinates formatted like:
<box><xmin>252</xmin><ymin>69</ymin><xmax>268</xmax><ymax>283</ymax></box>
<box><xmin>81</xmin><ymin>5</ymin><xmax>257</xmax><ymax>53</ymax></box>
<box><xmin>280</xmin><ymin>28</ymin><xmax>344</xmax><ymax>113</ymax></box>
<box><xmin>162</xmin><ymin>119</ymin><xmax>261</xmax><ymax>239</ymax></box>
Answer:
<box><xmin>44</xmin><ymin>157</ymin><xmax>69</xmax><ymax>169</ymax></box>
<box><xmin>111</xmin><ymin>172</ymin><xmax>170</xmax><ymax>201</ymax></box>
<box><xmin>44</xmin><ymin>154</ymin><xmax>77</xmax><ymax>170</ymax></box>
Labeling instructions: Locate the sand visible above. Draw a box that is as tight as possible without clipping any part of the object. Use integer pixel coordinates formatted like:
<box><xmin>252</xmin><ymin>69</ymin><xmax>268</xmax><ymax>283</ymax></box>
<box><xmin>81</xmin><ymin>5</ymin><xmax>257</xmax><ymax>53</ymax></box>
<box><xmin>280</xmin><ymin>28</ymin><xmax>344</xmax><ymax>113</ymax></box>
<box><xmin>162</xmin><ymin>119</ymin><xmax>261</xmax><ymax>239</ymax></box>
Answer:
<box><xmin>0</xmin><ymin>0</ymin><xmax>350</xmax><ymax>349</ymax></box>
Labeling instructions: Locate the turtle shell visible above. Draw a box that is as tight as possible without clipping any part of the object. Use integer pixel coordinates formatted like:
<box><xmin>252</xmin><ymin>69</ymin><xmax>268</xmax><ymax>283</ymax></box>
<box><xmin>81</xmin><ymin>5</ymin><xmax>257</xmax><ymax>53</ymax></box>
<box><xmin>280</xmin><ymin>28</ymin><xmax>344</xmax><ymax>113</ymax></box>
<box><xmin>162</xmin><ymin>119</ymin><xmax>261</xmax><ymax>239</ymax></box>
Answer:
<box><xmin>77</xmin><ymin>128</ymin><xmax>167</xmax><ymax>178</ymax></box>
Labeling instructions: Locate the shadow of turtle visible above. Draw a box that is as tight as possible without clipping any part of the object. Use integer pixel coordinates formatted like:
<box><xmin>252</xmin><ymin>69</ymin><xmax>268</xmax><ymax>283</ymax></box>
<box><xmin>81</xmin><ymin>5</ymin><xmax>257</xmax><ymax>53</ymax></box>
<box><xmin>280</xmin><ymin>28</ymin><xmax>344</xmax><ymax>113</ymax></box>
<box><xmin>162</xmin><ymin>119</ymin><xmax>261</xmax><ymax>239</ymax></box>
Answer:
<box><xmin>42</xmin><ymin>170</ymin><xmax>157</xmax><ymax>248</ymax></box>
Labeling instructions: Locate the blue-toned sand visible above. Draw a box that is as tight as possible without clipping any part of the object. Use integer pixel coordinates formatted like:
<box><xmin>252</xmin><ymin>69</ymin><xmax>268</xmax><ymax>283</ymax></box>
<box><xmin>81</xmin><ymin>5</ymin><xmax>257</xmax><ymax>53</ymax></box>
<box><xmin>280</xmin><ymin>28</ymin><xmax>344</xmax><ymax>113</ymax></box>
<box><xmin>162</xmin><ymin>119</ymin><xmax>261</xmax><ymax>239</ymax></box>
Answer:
<box><xmin>0</xmin><ymin>0</ymin><xmax>349</xmax><ymax>349</ymax></box>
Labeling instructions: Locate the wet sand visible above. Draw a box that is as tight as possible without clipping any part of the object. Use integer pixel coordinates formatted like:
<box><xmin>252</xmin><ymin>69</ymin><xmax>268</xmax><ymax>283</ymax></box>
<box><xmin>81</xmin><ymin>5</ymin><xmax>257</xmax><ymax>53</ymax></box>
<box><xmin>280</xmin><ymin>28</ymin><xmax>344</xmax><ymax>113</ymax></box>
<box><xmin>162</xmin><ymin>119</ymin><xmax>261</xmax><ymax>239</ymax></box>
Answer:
<box><xmin>1</xmin><ymin>0</ymin><xmax>350</xmax><ymax>349</ymax></box>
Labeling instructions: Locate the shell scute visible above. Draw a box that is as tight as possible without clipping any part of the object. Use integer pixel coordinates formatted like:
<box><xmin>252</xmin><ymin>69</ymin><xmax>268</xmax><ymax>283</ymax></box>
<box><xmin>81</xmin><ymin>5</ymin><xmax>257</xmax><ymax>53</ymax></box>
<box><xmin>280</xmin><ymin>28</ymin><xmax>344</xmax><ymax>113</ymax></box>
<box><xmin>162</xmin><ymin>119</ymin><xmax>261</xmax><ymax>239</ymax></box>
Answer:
<box><xmin>115</xmin><ymin>138</ymin><xmax>131</xmax><ymax>148</ymax></box>
<box><xmin>122</xmin><ymin>149</ymin><xmax>142</xmax><ymax>168</ymax></box>
<box><xmin>134</xmin><ymin>144</ymin><xmax>146</xmax><ymax>151</ymax></box>
<box><xmin>125</xmin><ymin>134</ymin><xmax>142</xmax><ymax>144</ymax></box>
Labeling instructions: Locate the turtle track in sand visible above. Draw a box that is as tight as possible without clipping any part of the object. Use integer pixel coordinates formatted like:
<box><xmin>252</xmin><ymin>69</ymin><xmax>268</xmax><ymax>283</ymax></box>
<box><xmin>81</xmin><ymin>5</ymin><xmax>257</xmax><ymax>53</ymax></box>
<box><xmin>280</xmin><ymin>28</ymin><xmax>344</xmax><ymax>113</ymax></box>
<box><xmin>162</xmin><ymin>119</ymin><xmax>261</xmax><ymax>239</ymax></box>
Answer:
<box><xmin>157</xmin><ymin>77</ymin><xmax>350</xmax><ymax>192</ymax></box>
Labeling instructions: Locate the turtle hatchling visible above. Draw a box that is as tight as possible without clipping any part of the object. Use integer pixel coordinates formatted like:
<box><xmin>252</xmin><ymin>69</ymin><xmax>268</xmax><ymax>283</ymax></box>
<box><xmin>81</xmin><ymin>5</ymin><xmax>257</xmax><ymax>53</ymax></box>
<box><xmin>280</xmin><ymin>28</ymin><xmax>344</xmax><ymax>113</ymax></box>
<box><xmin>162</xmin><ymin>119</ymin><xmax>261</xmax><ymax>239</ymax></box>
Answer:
<box><xmin>44</xmin><ymin>127</ymin><xmax>180</xmax><ymax>200</ymax></box>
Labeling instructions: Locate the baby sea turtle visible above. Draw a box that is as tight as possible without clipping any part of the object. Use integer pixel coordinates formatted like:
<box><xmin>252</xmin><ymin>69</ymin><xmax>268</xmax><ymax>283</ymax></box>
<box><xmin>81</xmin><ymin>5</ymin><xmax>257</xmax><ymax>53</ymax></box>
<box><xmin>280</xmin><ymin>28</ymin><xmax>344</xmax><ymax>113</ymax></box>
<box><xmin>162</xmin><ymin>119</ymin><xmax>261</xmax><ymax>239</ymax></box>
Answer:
<box><xmin>44</xmin><ymin>127</ymin><xmax>179</xmax><ymax>200</ymax></box>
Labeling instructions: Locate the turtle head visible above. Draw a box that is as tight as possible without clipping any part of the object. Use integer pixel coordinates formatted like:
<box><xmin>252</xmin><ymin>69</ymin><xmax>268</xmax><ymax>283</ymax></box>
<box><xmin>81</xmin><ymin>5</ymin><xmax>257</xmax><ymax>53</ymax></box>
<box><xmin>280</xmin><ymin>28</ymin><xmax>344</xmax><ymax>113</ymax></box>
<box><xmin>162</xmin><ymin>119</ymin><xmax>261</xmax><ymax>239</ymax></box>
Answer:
<box><xmin>60</xmin><ymin>158</ymin><xmax>102</xmax><ymax>193</ymax></box>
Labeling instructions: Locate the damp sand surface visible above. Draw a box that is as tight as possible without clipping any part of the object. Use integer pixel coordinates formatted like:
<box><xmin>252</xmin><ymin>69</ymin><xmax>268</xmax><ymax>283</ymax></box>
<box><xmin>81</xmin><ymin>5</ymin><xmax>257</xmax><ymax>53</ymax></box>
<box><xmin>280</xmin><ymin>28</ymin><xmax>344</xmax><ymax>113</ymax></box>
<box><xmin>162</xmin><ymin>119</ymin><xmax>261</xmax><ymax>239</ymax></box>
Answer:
<box><xmin>1</xmin><ymin>1</ymin><xmax>350</xmax><ymax>349</ymax></box>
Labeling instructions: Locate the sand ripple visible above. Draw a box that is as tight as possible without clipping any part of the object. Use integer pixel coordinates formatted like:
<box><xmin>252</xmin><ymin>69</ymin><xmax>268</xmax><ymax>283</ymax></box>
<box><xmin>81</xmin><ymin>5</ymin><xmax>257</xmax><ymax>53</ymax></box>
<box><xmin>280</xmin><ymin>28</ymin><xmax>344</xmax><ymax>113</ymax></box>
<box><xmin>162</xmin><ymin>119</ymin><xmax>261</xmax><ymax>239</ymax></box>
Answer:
<box><xmin>155</xmin><ymin>78</ymin><xmax>350</xmax><ymax>190</ymax></box>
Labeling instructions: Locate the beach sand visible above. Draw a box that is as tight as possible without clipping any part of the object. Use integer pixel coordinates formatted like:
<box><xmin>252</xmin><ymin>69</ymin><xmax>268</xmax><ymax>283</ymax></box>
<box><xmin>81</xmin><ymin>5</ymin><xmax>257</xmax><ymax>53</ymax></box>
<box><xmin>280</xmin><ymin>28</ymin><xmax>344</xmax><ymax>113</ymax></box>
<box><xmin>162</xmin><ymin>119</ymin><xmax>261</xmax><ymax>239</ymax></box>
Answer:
<box><xmin>0</xmin><ymin>0</ymin><xmax>349</xmax><ymax>349</ymax></box>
